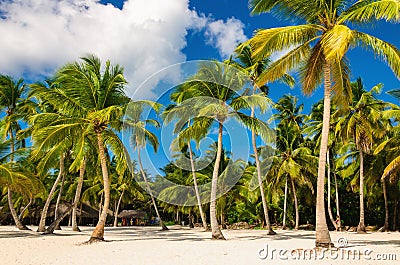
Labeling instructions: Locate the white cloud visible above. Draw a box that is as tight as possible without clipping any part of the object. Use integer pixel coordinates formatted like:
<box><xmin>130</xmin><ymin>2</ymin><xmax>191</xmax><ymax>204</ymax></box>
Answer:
<box><xmin>205</xmin><ymin>17</ymin><xmax>247</xmax><ymax>58</ymax></box>
<box><xmin>0</xmin><ymin>0</ymin><xmax>246</xmax><ymax>98</ymax></box>
<box><xmin>0</xmin><ymin>0</ymin><xmax>208</xmax><ymax>98</ymax></box>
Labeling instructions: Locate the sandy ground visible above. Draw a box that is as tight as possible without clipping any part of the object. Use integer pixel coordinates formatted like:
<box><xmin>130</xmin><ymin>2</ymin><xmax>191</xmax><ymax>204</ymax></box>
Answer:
<box><xmin>0</xmin><ymin>225</ymin><xmax>399</xmax><ymax>265</ymax></box>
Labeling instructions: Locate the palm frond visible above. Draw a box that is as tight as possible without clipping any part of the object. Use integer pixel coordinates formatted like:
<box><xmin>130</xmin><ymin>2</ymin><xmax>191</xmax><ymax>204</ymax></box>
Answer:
<box><xmin>340</xmin><ymin>0</ymin><xmax>400</xmax><ymax>23</ymax></box>
<box><xmin>244</xmin><ymin>24</ymin><xmax>323</xmax><ymax>61</ymax></box>
<box><xmin>353</xmin><ymin>31</ymin><xmax>400</xmax><ymax>78</ymax></box>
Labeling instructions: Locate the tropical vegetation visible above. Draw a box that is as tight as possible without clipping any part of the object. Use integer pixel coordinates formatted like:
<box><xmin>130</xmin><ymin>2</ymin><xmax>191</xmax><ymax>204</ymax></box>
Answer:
<box><xmin>0</xmin><ymin>0</ymin><xmax>399</xmax><ymax>248</ymax></box>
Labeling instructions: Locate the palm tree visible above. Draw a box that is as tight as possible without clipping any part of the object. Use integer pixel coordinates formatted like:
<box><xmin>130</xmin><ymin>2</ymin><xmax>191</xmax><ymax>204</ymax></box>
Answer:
<box><xmin>110</xmin><ymin>159</ymin><xmax>143</xmax><ymax>227</ymax></box>
<box><xmin>230</xmin><ymin>45</ymin><xmax>295</xmax><ymax>234</ymax></box>
<box><xmin>375</xmin><ymin>89</ymin><xmax>400</xmax><ymax>181</ymax></box>
<box><xmin>305</xmin><ymin>100</ymin><xmax>342</xmax><ymax>230</ymax></box>
<box><xmin>31</xmin><ymin>55</ymin><xmax>128</xmax><ymax>241</ymax></box>
<box><xmin>0</xmin><ymin>75</ymin><xmax>32</xmax><ymax>230</ymax></box>
<box><xmin>30</xmin><ymin>80</ymin><xmax>83</xmax><ymax>233</ymax></box>
<box><xmin>272</xmin><ymin>95</ymin><xmax>309</xmax><ymax>229</ymax></box>
<box><xmin>171</xmin><ymin>61</ymin><xmax>272</xmax><ymax>239</ymax></box>
<box><xmin>165</xmin><ymin>91</ymin><xmax>210</xmax><ymax>231</ymax></box>
<box><xmin>244</xmin><ymin>0</ymin><xmax>400</xmax><ymax>247</ymax></box>
<box><xmin>71</xmin><ymin>157</ymin><xmax>86</xmax><ymax>231</ymax></box>
<box><xmin>267</xmin><ymin>111</ymin><xmax>316</xmax><ymax>229</ymax></box>
<box><xmin>124</xmin><ymin>100</ymin><xmax>168</xmax><ymax>230</ymax></box>
<box><xmin>336</xmin><ymin>78</ymin><xmax>388</xmax><ymax>232</ymax></box>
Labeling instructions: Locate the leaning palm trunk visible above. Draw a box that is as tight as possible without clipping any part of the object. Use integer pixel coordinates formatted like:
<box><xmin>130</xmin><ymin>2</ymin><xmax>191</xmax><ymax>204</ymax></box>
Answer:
<box><xmin>43</xmin><ymin>204</ymin><xmax>73</xmax><ymax>235</ymax></box>
<box><xmin>357</xmin><ymin>149</ymin><xmax>366</xmax><ymax>233</ymax></box>
<box><xmin>54</xmin><ymin>174</ymin><xmax>66</xmax><ymax>230</ymax></box>
<box><xmin>89</xmin><ymin>133</ymin><xmax>111</xmax><ymax>242</ymax></box>
<box><xmin>282</xmin><ymin>176</ymin><xmax>288</xmax><ymax>230</ymax></box>
<box><xmin>251</xmin><ymin>118</ymin><xmax>275</xmax><ymax>235</ymax></box>
<box><xmin>290</xmin><ymin>177</ymin><xmax>299</xmax><ymax>230</ymax></box>
<box><xmin>113</xmin><ymin>189</ymin><xmax>124</xmax><ymax>227</ymax></box>
<box><xmin>138</xmin><ymin>147</ymin><xmax>168</xmax><ymax>230</ymax></box>
<box><xmin>72</xmin><ymin>159</ymin><xmax>86</xmax><ymax>232</ymax></box>
<box><xmin>8</xmin><ymin>130</ymin><xmax>29</xmax><ymax>230</ymax></box>
<box><xmin>210</xmin><ymin>123</ymin><xmax>225</xmax><ymax>240</ymax></box>
<box><xmin>315</xmin><ymin>64</ymin><xmax>333</xmax><ymax>247</ymax></box>
<box><xmin>380</xmin><ymin>178</ymin><xmax>389</xmax><ymax>232</ymax></box>
<box><xmin>37</xmin><ymin>154</ymin><xmax>65</xmax><ymax>232</ymax></box>
<box><xmin>19</xmin><ymin>197</ymin><xmax>33</xmax><ymax>220</ymax></box>
<box><xmin>326</xmin><ymin>150</ymin><xmax>337</xmax><ymax>230</ymax></box>
<box><xmin>188</xmin><ymin>140</ymin><xmax>208</xmax><ymax>231</ymax></box>
<box><xmin>8</xmin><ymin>187</ymin><xmax>30</xmax><ymax>230</ymax></box>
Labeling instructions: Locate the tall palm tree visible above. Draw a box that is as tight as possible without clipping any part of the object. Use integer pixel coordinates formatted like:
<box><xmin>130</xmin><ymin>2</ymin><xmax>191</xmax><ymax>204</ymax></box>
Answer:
<box><xmin>124</xmin><ymin>100</ymin><xmax>168</xmax><ymax>230</ymax></box>
<box><xmin>375</xmin><ymin>89</ymin><xmax>400</xmax><ymax>181</ymax></box>
<box><xmin>31</xmin><ymin>55</ymin><xmax>128</xmax><ymax>241</ymax></box>
<box><xmin>230</xmin><ymin>45</ymin><xmax>295</xmax><ymax>234</ymax></box>
<box><xmin>72</xmin><ymin>157</ymin><xmax>86</xmax><ymax>231</ymax></box>
<box><xmin>0</xmin><ymin>75</ymin><xmax>32</xmax><ymax>230</ymax></box>
<box><xmin>373</xmin><ymin>90</ymin><xmax>400</xmax><ymax>231</ymax></box>
<box><xmin>244</xmin><ymin>0</ymin><xmax>400</xmax><ymax>247</ymax></box>
<box><xmin>165</xmin><ymin>91</ymin><xmax>210</xmax><ymax>231</ymax></box>
<box><xmin>336</xmin><ymin>78</ymin><xmax>388</xmax><ymax>232</ymax></box>
<box><xmin>305</xmin><ymin>100</ymin><xmax>342</xmax><ymax>230</ymax></box>
<box><xmin>171</xmin><ymin>61</ymin><xmax>272</xmax><ymax>239</ymax></box>
<box><xmin>30</xmin><ymin>80</ymin><xmax>85</xmax><ymax>233</ymax></box>
<box><xmin>267</xmin><ymin>109</ymin><xmax>316</xmax><ymax>230</ymax></box>
<box><xmin>271</xmin><ymin>95</ymin><xmax>309</xmax><ymax>230</ymax></box>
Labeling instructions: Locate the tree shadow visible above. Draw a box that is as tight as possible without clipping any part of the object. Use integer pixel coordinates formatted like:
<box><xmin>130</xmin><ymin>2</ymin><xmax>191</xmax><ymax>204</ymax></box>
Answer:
<box><xmin>0</xmin><ymin>230</ymin><xmax>39</xmax><ymax>239</ymax></box>
<box><xmin>104</xmin><ymin>227</ymin><xmax>209</xmax><ymax>242</ymax></box>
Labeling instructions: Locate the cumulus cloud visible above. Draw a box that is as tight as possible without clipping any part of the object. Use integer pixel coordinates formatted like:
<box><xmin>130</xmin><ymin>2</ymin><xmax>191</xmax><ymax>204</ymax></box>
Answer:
<box><xmin>0</xmin><ymin>0</ymin><xmax>246</xmax><ymax>98</ymax></box>
<box><xmin>205</xmin><ymin>17</ymin><xmax>247</xmax><ymax>58</ymax></box>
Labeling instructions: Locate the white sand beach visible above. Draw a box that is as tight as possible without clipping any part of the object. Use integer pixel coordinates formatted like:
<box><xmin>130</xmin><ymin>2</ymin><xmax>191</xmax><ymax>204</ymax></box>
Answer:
<box><xmin>0</xmin><ymin>226</ymin><xmax>398</xmax><ymax>265</ymax></box>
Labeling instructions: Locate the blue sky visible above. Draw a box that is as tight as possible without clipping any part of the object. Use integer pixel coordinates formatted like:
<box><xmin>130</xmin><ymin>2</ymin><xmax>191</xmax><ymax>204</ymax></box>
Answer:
<box><xmin>0</xmin><ymin>0</ymin><xmax>399</xmax><ymax>178</ymax></box>
<box><xmin>187</xmin><ymin>0</ymin><xmax>400</xmax><ymax>110</ymax></box>
<box><xmin>99</xmin><ymin>0</ymin><xmax>400</xmax><ymax>109</ymax></box>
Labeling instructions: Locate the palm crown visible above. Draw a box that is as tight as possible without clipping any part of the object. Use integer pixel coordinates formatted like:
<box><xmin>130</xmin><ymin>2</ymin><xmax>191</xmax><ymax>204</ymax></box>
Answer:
<box><xmin>247</xmin><ymin>0</ymin><xmax>400</xmax><ymax>104</ymax></box>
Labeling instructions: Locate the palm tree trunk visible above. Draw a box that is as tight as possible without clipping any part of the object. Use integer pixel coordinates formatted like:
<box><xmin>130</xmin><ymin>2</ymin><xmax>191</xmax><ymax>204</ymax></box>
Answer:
<box><xmin>282</xmin><ymin>176</ymin><xmax>288</xmax><ymax>230</ymax></box>
<box><xmin>137</xmin><ymin>147</ymin><xmax>168</xmax><ymax>230</ymax></box>
<box><xmin>210</xmin><ymin>122</ymin><xmax>225</xmax><ymax>240</ymax></box>
<box><xmin>8</xmin><ymin>187</ymin><xmax>30</xmax><ymax>230</ymax></box>
<box><xmin>54</xmin><ymin>174</ymin><xmax>66</xmax><ymax>230</ymax></box>
<box><xmin>89</xmin><ymin>133</ymin><xmax>111</xmax><ymax>242</ymax></box>
<box><xmin>19</xmin><ymin>196</ymin><xmax>33</xmax><ymax>220</ymax></box>
<box><xmin>252</xmin><ymin>130</ymin><xmax>275</xmax><ymax>234</ymax></box>
<box><xmin>113</xmin><ymin>189</ymin><xmax>124</xmax><ymax>227</ymax></box>
<box><xmin>290</xmin><ymin>177</ymin><xmax>299</xmax><ymax>230</ymax></box>
<box><xmin>72</xmin><ymin>159</ymin><xmax>86</xmax><ymax>232</ymax></box>
<box><xmin>381</xmin><ymin>178</ymin><xmax>389</xmax><ymax>232</ymax></box>
<box><xmin>37</xmin><ymin>154</ymin><xmax>65</xmax><ymax>232</ymax></box>
<box><xmin>333</xmin><ymin>161</ymin><xmax>341</xmax><ymax>231</ymax></box>
<box><xmin>43</xmin><ymin>205</ymin><xmax>73</xmax><ymax>235</ymax></box>
<box><xmin>99</xmin><ymin>193</ymin><xmax>103</xmax><ymax>219</ymax></box>
<box><xmin>357</xmin><ymin>149</ymin><xmax>366</xmax><ymax>233</ymax></box>
<box><xmin>7</xmin><ymin>128</ymin><xmax>29</xmax><ymax>230</ymax></box>
<box><xmin>251</xmin><ymin>106</ymin><xmax>275</xmax><ymax>235</ymax></box>
<box><xmin>68</xmin><ymin>210</ymin><xmax>72</xmax><ymax>227</ymax></box>
<box><xmin>188</xmin><ymin>140</ymin><xmax>208</xmax><ymax>231</ymax></box>
<box><xmin>327</xmin><ymin>150</ymin><xmax>337</xmax><ymax>230</ymax></box>
<box><xmin>315</xmin><ymin>63</ymin><xmax>333</xmax><ymax>247</ymax></box>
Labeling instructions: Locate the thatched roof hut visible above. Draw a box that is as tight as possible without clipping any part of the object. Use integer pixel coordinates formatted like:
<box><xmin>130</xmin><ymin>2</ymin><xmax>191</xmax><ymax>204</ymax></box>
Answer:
<box><xmin>118</xmin><ymin>210</ymin><xmax>147</xmax><ymax>219</ymax></box>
